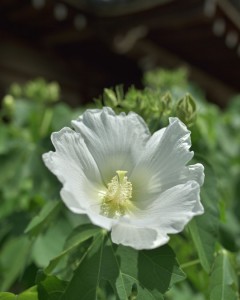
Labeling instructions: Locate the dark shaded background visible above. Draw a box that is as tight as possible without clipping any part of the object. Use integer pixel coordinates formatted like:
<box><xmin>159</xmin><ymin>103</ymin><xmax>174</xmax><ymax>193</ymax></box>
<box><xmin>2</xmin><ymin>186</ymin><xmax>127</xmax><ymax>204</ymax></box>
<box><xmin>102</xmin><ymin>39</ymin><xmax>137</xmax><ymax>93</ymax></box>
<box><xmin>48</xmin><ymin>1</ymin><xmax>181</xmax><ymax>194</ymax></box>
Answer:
<box><xmin>1</xmin><ymin>0</ymin><xmax>240</xmax><ymax>106</ymax></box>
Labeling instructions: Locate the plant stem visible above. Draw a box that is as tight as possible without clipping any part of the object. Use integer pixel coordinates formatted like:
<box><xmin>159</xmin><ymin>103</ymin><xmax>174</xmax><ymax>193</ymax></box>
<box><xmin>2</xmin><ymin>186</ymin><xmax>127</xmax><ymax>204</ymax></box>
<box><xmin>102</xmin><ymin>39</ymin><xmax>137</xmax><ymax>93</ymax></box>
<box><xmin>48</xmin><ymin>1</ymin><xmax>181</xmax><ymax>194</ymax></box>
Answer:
<box><xmin>180</xmin><ymin>259</ymin><xmax>201</xmax><ymax>269</ymax></box>
<box><xmin>39</xmin><ymin>108</ymin><xmax>53</xmax><ymax>137</ymax></box>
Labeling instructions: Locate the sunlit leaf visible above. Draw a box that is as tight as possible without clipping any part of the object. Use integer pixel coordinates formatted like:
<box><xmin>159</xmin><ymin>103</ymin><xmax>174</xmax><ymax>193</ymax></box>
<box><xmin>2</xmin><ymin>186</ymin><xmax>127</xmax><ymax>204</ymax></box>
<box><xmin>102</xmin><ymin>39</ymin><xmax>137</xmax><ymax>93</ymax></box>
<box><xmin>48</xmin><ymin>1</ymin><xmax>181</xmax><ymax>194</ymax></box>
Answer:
<box><xmin>0</xmin><ymin>293</ymin><xmax>16</xmax><ymax>300</ymax></box>
<box><xmin>18</xmin><ymin>286</ymin><xmax>39</xmax><ymax>300</ymax></box>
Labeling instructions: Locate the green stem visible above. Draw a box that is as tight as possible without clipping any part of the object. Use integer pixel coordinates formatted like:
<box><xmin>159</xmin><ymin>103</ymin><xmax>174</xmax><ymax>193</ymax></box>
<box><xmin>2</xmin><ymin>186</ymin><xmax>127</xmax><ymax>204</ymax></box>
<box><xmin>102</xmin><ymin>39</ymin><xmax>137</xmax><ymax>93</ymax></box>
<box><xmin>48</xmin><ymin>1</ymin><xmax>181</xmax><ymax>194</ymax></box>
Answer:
<box><xmin>39</xmin><ymin>108</ymin><xmax>53</xmax><ymax>137</ymax></box>
<box><xmin>180</xmin><ymin>259</ymin><xmax>201</xmax><ymax>269</ymax></box>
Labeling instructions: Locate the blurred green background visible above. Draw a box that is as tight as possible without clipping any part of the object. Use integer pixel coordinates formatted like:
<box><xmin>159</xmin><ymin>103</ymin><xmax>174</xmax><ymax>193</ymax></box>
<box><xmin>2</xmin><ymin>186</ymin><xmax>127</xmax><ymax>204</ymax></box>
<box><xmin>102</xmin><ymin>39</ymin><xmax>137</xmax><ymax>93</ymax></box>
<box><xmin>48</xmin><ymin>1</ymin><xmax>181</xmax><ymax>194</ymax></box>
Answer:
<box><xmin>0</xmin><ymin>0</ymin><xmax>240</xmax><ymax>299</ymax></box>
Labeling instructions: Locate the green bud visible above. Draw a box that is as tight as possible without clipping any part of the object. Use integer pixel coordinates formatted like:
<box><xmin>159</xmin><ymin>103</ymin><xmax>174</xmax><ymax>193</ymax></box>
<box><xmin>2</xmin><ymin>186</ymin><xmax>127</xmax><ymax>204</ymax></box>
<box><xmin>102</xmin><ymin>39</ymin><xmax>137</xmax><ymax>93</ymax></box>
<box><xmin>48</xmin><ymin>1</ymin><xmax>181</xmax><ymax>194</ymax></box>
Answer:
<box><xmin>9</xmin><ymin>83</ymin><xmax>22</xmax><ymax>97</ymax></box>
<box><xmin>161</xmin><ymin>92</ymin><xmax>172</xmax><ymax>113</ymax></box>
<box><xmin>2</xmin><ymin>95</ymin><xmax>15</xmax><ymax>114</ymax></box>
<box><xmin>24</xmin><ymin>78</ymin><xmax>48</xmax><ymax>102</ymax></box>
<box><xmin>103</xmin><ymin>88</ymin><xmax>118</xmax><ymax>107</ymax></box>
<box><xmin>48</xmin><ymin>82</ymin><xmax>60</xmax><ymax>102</ymax></box>
<box><xmin>129</xmin><ymin>283</ymin><xmax>138</xmax><ymax>300</ymax></box>
<box><xmin>176</xmin><ymin>93</ymin><xmax>197</xmax><ymax>126</ymax></box>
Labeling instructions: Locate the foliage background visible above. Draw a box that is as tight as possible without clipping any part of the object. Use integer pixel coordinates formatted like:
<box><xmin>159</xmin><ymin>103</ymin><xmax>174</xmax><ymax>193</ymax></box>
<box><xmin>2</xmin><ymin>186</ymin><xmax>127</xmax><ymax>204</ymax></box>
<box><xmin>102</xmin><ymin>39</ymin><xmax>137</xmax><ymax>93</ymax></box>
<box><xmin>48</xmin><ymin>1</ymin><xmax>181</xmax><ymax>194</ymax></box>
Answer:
<box><xmin>0</xmin><ymin>69</ymin><xmax>239</xmax><ymax>299</ymax></box>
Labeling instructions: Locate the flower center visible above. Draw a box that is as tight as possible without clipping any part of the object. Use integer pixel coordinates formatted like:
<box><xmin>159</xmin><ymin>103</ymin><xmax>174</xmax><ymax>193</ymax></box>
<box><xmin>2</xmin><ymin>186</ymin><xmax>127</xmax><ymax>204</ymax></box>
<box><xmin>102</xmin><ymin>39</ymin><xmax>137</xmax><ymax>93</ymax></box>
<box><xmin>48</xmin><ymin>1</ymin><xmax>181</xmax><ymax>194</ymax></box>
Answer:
<box><xmin>100</xmin><ymin>170</ymin><xmax>133</xmax><ymax>218</ymax></box>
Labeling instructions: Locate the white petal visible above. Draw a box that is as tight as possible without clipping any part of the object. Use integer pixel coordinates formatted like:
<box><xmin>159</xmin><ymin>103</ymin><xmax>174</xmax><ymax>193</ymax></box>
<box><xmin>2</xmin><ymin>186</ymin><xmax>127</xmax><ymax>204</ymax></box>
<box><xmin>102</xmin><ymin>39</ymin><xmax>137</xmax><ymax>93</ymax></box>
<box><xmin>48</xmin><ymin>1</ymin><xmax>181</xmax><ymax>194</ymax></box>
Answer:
<box><xmin>185</xmin><ymin>163</ymin><xmax>204</xmax><ymax>186</ymax></box>
<box><xmin>131</xmin><ymin>117</ymin><xmax>196</xmax><ymax>197</ymax></box>
<box><xmin>146</xmin><ymin>163</ymin><xmax>204</xmax><ymax>201</ymax></box>
<box><xmin>111</xmin><ymin>222</ymin><xmax>169</xmax><ymax>250</ymax></box>
<box><xmin>60</xmin><ymin>188</ymin><xmax>85</xmax><ymax>214</ymax></box>
<box><xmin>43</xmin><ymin>127</ymin><xmax>103</xmax><ymax>212</ymax></box>
<box><xmin>71</xmin><ymin>107</ymin><xmax>150</xmax><ymax>183</ymax></box>
<box><xmin>86</xmin><ymin>209</ymin><xmax>116</xmax><ymax>231</ymax></box>
<box><xmin>135</xmin><ymin>181</ymin><xmax>204</xmax><ymax>234</ymax></box>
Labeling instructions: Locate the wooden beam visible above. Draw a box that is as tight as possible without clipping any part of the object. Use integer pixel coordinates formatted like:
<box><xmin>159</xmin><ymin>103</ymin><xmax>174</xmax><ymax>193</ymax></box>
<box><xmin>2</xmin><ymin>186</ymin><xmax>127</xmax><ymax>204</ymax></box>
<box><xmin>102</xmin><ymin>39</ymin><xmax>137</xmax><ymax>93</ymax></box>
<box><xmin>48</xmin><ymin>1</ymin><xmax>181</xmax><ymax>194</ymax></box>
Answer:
<box><xmin>124</xmin><ymin>38</ymin><xmax>236</xmax><ymax>106</ymax></box>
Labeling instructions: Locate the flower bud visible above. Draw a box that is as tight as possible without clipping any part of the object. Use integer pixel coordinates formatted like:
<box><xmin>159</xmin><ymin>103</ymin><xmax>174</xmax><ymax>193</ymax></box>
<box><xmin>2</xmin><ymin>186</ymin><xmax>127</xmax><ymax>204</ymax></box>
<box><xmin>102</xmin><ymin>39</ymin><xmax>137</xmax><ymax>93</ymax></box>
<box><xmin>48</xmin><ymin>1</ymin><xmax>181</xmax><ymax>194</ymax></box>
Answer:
<box><xmin>2</xmin><ymin>95</ymin><xmax>15</xmax><ymax>115</ymax></box>
<box><xmin>103</xmin><ymin>88</ymin><xmax>118</xmax><ymax>106</ymax></box>
<box><xmin>9</xmin><ymin>83</ymin><xmax>22</xmax><ymax>98</ymax></box>
<box><xmin>161</xmin><ymin>92</ymin><xmax>172</xmax><ymax>113</ymax></box>
<box><xmin>48</xmin><ymin>82</ymin><xmax>60</xmax><ymax>102</ymax></box>
<box><xmin>176</xmin><ymin>93</ymin><xmax>197</xmax><ymax>126</ymax></box>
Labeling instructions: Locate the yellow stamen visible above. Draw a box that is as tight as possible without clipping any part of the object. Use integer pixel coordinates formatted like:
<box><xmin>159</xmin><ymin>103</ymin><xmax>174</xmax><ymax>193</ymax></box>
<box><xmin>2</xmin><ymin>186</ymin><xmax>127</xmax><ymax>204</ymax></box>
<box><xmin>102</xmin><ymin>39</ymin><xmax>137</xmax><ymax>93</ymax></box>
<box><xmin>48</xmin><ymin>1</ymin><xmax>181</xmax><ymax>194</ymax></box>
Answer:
<box><xmin>100</xmin><ymin>170</ymin><xmax>133</xmax><ymax>218</ymax></box>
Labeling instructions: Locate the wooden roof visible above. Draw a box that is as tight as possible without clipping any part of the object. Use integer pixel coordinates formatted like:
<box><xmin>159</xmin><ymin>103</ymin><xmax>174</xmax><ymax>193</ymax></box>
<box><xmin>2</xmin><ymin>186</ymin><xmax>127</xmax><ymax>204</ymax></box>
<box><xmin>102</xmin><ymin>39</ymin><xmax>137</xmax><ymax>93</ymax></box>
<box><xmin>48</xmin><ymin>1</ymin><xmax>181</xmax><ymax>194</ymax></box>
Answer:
<box><xmin>0</xmin><ymin>0</ymin><xmax>240</xmax><ymax>106</ymax></box>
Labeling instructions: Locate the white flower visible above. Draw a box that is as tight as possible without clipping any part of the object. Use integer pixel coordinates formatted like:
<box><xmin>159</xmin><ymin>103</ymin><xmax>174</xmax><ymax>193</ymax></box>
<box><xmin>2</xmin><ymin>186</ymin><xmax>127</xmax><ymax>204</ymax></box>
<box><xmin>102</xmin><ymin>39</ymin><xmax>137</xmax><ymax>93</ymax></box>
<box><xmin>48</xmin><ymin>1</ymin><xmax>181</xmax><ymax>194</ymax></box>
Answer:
<box><xmin>43</xmin><ymin>107</ymin><xmax>204</xmax><ymax>250</ymax></box>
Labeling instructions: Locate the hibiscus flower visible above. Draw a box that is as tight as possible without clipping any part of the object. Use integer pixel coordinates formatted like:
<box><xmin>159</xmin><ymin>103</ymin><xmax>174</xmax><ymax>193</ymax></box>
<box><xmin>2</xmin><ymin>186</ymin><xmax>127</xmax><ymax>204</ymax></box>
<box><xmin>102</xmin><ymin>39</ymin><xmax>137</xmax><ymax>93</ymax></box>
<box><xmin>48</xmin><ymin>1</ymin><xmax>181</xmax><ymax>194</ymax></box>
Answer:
<box><xmin>43</xmin><ymin>107</ymin><xmax>204</xmax><ymax>250</ymax></box>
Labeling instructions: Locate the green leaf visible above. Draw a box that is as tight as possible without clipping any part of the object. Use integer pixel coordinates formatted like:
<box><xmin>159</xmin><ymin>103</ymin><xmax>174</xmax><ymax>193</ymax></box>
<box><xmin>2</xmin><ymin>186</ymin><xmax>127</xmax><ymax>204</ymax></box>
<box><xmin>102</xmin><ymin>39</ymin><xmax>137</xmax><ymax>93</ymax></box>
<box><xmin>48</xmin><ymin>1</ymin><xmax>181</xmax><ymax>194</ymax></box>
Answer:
<box><xmin>165</xmin><ymin>281</ymin><xmax>205</xmax><ymax>300</ymax></box>
<box><xmin>0</xmin><ymin>236</ymin><xmax>31</xmax><ymax>291</ymax></box>
<box><xmin>18</xmin><ymin>286</ymin><xmax>39</xmax><ymax>300</ymax></box>
<box><xmin>114</xmin><ymin>244</ymin><xmax>185</xmax><ymax>300</ymax></box>
<box><xmin>37</xmin><ymin>272</ymin><xmax>68</xmax><ymax>300</ymax></box>
<box><xmin>0</xmin><ymin>125</ymin><xmax>11</xmax><ymax>155</ymax></box>
<box><xmin>24</xmin><ymin>201</ymin><xmax>61</xmax><ymax>237</ymax></box>
<box><xmin>0</xmin><ymin>286</ymin><xmax>38</xmax><ymax>300</ymax></box>
<box><xmin>0</xmin><ymin>293</ymin><xmax>16</xmax><ymax>300</ymax></box>
<box><xmin>60</xmin><ymin>233</ymin><xmax>185</xmax><ymax>300</ymax></box>
<box><xmin>32</xmin><ymin>218</ymin><xmax>72</xmax><ymax>268</ymax></box>
<box><xmin>45</xmin><ymin>224</ymin><xmax>102</xmax><ymax>274</ymax></box>
<box><xmin>218</xmin><ymin>211</ymin><xmax>240</xmax><ymax>252</ymax></box>
<box><xmin>136</xmin><ymin>247</ymin><xmax>185</xmax><ymax>297</ymax></box>
<box><xmin>209</xmin><ymin>250</ymin><xmax>239</xmax><ymax>300</ymax></box>
<box><xmin>188</xmin><ymin>160</ymin><xmax>219</xmax><ymax>272</ymax></box>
